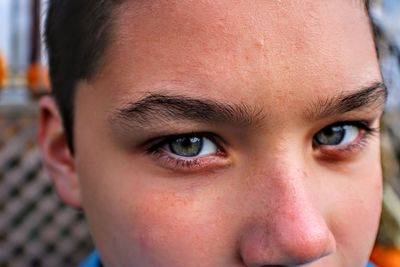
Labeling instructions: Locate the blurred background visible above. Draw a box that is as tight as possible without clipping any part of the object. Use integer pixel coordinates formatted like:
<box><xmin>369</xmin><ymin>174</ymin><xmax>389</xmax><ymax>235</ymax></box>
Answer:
<box><xmin>0</xmin><ymin>0</ymin><xmax>399</xmax><ymax>266</ymax></box>
<box><xmin>0</xmin><ymin>1</ymin><xmax>94</xmax><ymax>267</ymax></box>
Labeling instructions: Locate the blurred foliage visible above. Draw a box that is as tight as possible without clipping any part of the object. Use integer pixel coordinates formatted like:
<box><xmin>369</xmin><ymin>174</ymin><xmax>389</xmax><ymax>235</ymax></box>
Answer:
<box><xmin>371</xmin><ymin>0</ymin><xmax>400</xmax><ymax>250</ymax></box>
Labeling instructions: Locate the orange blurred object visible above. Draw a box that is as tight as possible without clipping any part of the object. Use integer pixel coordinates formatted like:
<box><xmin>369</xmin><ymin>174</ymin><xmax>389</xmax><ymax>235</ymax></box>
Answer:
<box><xmin>27</xmin><ymin>62</ymin><xmax>50</xmax><ymax>92</ymax></box>
<box><xmin>0</xmin><ymin>52</ymin><xmax>6</xmax><ymax>88</ymax></box>
<box><xmin>371</xmin><ymin>245</ymin><xmax>400</xmax><ymax>267</ymax></box>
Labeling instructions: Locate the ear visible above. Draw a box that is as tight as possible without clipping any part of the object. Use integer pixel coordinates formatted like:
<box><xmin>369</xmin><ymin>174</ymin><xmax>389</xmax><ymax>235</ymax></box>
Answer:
<box><xmin>38</xmin><ymin>96</ymin><xmax>81</xmax><ymax>208</ymax></box>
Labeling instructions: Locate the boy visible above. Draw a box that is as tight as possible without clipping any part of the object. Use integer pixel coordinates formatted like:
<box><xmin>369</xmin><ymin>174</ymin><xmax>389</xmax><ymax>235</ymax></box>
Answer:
<box><xmin>38</xmin><ymin>0</ymin><xmax>387</xmax><ymax>266</ymax></box>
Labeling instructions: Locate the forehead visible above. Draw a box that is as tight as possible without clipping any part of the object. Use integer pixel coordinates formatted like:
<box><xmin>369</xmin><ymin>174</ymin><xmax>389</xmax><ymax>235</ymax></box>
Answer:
<box><xmin>93</xmin><ymin>0</ymin><xmax>379</xmax><ymax>105</ymax></box>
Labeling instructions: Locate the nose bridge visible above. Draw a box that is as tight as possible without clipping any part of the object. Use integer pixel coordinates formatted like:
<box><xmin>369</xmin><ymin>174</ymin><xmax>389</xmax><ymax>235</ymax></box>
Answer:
<box><xmin>240</xmin><ymin>151</ymin><xmax>336</xmax><ymax>266</ymax></box>
<box><xmin>249</xmin><ymin>145</ymin><xmax>309</xmax><ymax>210</ymax></box>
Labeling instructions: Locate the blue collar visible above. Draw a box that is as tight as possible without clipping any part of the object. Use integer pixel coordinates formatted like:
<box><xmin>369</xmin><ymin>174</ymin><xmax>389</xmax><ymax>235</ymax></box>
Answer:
<box><xmin>79</xmin><ymin>251</ymin><xmax>102</xmax><ymax>267</ymax></box>
<box><xmin>79</xmin><ymin>251</ymin><xmax>376</xmax><ymax>267</ymax></box>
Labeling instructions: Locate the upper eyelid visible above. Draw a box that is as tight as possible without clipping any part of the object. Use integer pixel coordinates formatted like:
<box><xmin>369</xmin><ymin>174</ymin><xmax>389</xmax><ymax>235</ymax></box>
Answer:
<box><xmin>323</xmin><ymin>120</ymin><xmax>379</xmax><ymax>133</ymax></box>
<box><xmin>322</xmin><ymin>120</ymin><xmax>372</xmax><ymax>127</ymax></box>
<box><xmin>314</xmin><ymin>119</ymin><xmax>376</xmax><ymax>135</ymax></box>
<box><xmin>330</xmin><ymin>122</ymin><xmax>367</xmax><ymax>131</ymax></box>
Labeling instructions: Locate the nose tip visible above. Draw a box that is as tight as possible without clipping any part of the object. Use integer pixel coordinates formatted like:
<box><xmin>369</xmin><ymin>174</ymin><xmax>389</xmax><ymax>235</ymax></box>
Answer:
<box><xmin>274</xmin><ymin>217</ymin><xmax>336</xmax><ymax>264</ymax></box>
<box><xmin>240</xmin><ymin>217</ymin><xmax>336</xmax><ymax>267</ymax></box>
<box><xmin>240</xmin><ymin>196</ymin><xmax>336</xmax><ymax>266</ymax></box>
<box><xmin>240</xmin><ymin>219</ymin><xmax>336</xmax><ymax>267</ymax></box>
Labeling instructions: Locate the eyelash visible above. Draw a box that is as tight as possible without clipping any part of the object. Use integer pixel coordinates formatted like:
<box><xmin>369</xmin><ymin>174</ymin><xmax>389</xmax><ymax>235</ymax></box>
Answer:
<box><xmin>145</xmin><ymin>120</ymin><xmax>379</xmax><ymax>171</ymax></box>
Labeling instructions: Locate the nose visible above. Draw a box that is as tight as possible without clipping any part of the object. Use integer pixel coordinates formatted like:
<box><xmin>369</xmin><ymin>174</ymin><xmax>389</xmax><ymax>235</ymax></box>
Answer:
<box><xmin>239</xmin><ymin>165</ymin><xmax>336</xmax><ymax>266</ymax></box>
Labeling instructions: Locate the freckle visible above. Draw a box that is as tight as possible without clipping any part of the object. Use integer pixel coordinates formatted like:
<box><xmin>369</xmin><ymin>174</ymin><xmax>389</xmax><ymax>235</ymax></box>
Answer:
<box><xmin>255</xmin><ymin>40</ymin><xmax>264</xmax><ymax>49</ymax></box>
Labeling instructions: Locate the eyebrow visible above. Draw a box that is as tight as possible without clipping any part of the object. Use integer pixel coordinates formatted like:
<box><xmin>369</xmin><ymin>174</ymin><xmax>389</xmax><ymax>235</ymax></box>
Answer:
<box><xmin>111</xmin><ymin>93</ymin><xmax>266</xmax><ymax>130</ymax></box>
<box><xmin>305</xmin><ymin>81</ymin><xmax>388</xmax><ymax>120</ymax></box>
<box><xmin>110</xmin><ymin>82</ymin><xmax>388</xmax><ymax>131</ymax></box>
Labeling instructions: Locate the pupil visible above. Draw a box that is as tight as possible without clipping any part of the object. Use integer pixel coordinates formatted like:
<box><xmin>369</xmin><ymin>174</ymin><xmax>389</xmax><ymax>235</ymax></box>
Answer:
<box><xmin>170</xmin><ymin>136</ymin><xmax>203</xmax><ymax>157</ymax></box>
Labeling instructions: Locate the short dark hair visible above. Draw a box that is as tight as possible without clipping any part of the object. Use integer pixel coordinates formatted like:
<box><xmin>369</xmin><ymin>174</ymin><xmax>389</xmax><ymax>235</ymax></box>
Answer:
<box><xmin>45</xmin><ymin>0</ymin><xmax>121</xmax><ymax>151</ymax></box>
<box><xmin>44</xmin><ymin>0</ymin><xmax>374</xmax><ymax>152</ymax></box>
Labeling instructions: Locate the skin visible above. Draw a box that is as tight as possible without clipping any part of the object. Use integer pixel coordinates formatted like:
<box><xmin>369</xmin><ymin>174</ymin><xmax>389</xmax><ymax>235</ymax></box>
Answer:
<box><xmin>39</xmin><ymin>0</ymin><xmax>386</xmax><ymax>266</ymax></box>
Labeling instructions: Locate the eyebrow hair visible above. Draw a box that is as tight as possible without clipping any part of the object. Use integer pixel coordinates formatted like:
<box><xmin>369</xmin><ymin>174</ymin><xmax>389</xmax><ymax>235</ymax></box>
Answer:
<box><xmin>111</xmin><ymin>82</ymin><xmax>387</xmax><ymax>132</ymax></box>
<box><xmin>111</xmin><ymin>93</ymin><xmax>266</xmax><ymax>129</ymax></box>
<box><xmin>305</xmin><ymin>82</ymin><xmax>388</xmax><ymax>120</ymax></box>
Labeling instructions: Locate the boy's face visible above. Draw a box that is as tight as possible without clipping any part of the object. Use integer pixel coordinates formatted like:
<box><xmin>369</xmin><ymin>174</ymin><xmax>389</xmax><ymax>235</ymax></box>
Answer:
<box><xmin>41</xmin><ymin>0</ymin><xmax>386</xmax><ymax>266</ymax></box>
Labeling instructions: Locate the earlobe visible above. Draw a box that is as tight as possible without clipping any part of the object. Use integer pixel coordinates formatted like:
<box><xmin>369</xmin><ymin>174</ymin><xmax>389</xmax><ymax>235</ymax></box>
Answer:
<box><xmin>38</xmin><ymin>96</ymin><xmax>81</xmax><ymax>208</ymax></box>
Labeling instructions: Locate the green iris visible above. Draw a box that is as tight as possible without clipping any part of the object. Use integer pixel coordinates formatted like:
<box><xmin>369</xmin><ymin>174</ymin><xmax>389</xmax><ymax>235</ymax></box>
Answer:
<box><xmin>169</xmin><ymin>136</ymin><xmax>203</xmax><ymax>157</ymax></box>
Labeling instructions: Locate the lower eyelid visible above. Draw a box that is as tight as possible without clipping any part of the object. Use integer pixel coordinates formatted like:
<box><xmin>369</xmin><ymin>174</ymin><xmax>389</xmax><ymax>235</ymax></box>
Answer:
<box><xmin>152</xmin><ymin>151</ymin><xmax>230</xmax><ymax>172</ymax></box>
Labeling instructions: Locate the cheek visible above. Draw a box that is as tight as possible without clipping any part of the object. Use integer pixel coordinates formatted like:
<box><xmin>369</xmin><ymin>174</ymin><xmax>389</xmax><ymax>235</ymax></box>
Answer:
<box><xmin>125</xmin><ymin>185</ymin><xmax>245</xmax><ymax>267</ymax></box>
<box><xmin>331</xmin><ymin>161</ymin><xmax>382</xmax><ymax>265</ymax></box>
<box><xmin>81</xmin><ymin>172</ymin><xmax>234</xmax><ymax>267</ymax></box>
<box><xmin>125</xmin><ymin>196</ymin><xmax>207</xmax><ymax>265</ymax></box>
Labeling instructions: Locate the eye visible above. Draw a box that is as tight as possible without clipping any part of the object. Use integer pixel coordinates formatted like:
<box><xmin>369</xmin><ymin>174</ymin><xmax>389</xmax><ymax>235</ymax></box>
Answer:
<box><xmin>167</xmin><ymin>135</ymin><xmax>218</xmax><ymax>158</ymax></box>
<box><xmin>147</xmin><ymin>133</ymin><xmax>229</xmax><ymax>172</ymax></box>
<box><xmin>314</xmin><ymin>124</ymin><xmax>360</xmax><ymax>146</ymax></box>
